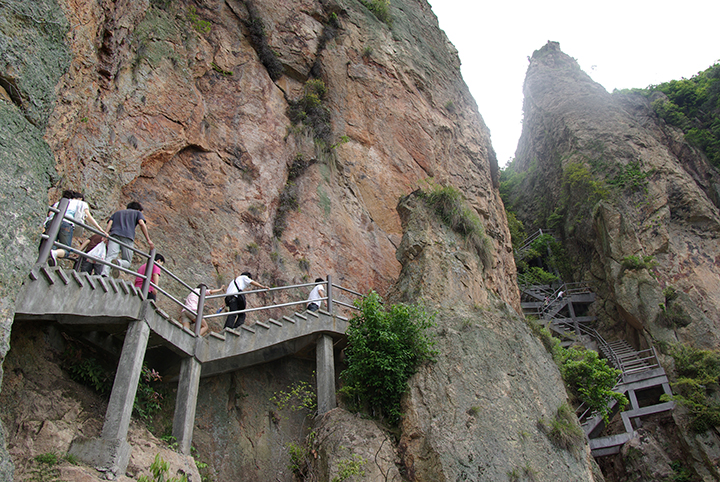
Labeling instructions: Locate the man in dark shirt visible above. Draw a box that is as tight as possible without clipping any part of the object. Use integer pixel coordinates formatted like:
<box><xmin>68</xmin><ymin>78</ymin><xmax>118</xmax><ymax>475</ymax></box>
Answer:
<box><xmin>101</xmin><ymin>201</ymin><xmax>154</xmax><ymax>277</ymax></box>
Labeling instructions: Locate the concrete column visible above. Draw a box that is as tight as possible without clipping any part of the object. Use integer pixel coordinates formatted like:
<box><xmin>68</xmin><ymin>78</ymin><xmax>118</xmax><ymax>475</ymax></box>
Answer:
<box><xmin>172</xmin><ymin>356</ymin><xmax>202</xmax><ymax>454</ymax></box>
<box><xmin>69</xmin><ymin>319</ymin><xmax>150</xmax><ymax>478</ymax></box>
<box><xmin>316</xmin><ymin>334</ymin><xmax>336</xmax><ymax>415</ymax></box>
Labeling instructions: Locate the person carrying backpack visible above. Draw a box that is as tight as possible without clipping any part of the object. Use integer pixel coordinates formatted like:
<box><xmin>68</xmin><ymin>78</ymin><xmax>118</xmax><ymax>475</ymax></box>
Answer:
<box><xmin>224</xmin><ymin>272</ymin><xmax>269</xmax><ymax>329</ymax></box>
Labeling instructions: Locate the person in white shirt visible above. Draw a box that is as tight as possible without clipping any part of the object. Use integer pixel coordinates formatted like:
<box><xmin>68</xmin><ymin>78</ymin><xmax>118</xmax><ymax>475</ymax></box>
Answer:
<box><xmin>306</xmin><ymin>278</ymin><xmax>326</xmax><ymax>312</ymax></box>
<box><xmin>48</xmin><ymin>190</ymin><xmax>106</xmax><ymax>266</ymax></box>
<box><xmin>224</xmin><ymin>272</ymin><xmax>269</xmax><ymax>329</ymax></box>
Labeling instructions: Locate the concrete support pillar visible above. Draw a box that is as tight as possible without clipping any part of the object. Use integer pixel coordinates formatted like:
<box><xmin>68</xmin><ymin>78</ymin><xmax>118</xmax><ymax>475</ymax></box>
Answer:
<box><xmin>70</xmin><ymin>319</ymin><xmax>150</xmax><ymax>478</ymax></box>
<box><xmin>172</xmin><ymin>356</ymin><xmax>202</xmax><ymax>454</ymax></box>
<box><xmin>316</xmin><ymin>334</ymin><xmax>336</xmax><ymax>415</ymax></box>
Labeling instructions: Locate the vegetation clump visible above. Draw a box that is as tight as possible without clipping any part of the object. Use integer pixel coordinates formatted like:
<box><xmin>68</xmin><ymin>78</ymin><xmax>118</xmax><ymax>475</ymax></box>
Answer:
<box><xmin>186</xmin><ymin>5</ymin><xmax>211</xmax><ymax>35</ymax></box>
<box><xmin>621</xmin><ymin>254</ymin><xmax>657</xmax><ymax>271</ymax></box>
<box><xmin>332</xmin><ymin>454</ymin><xmax>366</xmax><ymax>482</ymax></box>
<box><xmin>360</xmin><ymin>0</ymin><xmax>393</xmax><ymax>26</ymax></box>
<box><xmin>659</xmin><ymin>286</ymin><xmax>692</xmax><ymax>327</ymax></box>
<box><xmin>271</xmin><ymin>379</ymin><xmax>317</xmax><ymax>414</ymax></box>
<box><xmin>286</xmin><ymin>431</ymin><xmax>316</xmax><ymax>479</ymax></box>
<box><xmin>644</xmin><ymin>63</ymin><xmax>720</xmax><ymax>168</ymax></box>
<box><xmin>417</xmin><ymin>183</ymin><xmax>493</xmax><ymax>266</ymax></box>
<box><xmin>664</xmin><ymin>344</ymin><xmax>720</xmax><ymax>432</ymax></box>
<box><xmin>244</xmin><ymin>1</ymin><xmax>284</xmax><ymax>81</ymax></box>
<box><xmin>554</xmin><ymin>345</ymin><xmax>627</xmax><ymax>422</ymax></box>
<box><xmin>287</xmin><ymin>79</ymin><xmax>332</xmax><ymax>147</ymax></box>
<box><xmin>514</xmin><ymin>232</ymin><xmax>571</xmax><ymax>287</ymax></box>
<box><xmin>63</xmin><ymin>342</ymin><xmax>168</xmax><ymax>424</ymax></box>
<box><xmin>540</xmin><ymin>402</ymin><xmax>585</xmax><ymax>453</ymax></box>
<box><xmin>339</xmin><ymin>291</ymin><xmax>437</xmax><ymax>426</ymax></box>
<box><xmin>562</xmin><ymin>162</ymin><xmax>609</xmax><ymax>222</ymax></box>
<box><xmin>607</xmin><ymin>160</ymin><xmax>650</xmax><ymax>193</ymax></box>
<box><xmin>139</xmin><ymin>454</ymin><xmax>188</xmax><ymax>482</ymax></box>
<box><xmin>274</xmin><ymin>154</ymin><xmax>310</xmax><ymax>239</ymax></box>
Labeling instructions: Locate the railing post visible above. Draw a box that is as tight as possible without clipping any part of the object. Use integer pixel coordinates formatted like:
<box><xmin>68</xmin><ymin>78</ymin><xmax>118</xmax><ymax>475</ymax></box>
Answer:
<box><xmin>37</xmin><ymin>197</ymin><xmax>69</xmax><ymax>267</ymax></box>
<box><xmin>326</xmin><ymin>274</ymin><xmax>333</xmax><ymax>315</ymax></box>
<box><xmin>194</xmin><ymin>284</ymin><xmax>207</xmax><ymax>337</ymax></box>
<box><xmin>140</xmin><ymin>248</ymin><xmax>156</xmax><ymax>300</ymax></box>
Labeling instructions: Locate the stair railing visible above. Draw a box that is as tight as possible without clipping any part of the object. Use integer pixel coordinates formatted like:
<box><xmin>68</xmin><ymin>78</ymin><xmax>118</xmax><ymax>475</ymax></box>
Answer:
<box><xmin>514</xmin><ymin>229</ymin><xmax>553</xmax><ymax>260</ymax></box>
<box><xmin>617</xmin><ymin>347</ymin><xmax>661</xmax><ymax>376</ymax></box>
<box><xmin>35</xmin><ymin>205</ymin><xmax>363</xmax><ymax>336</ymax></box>
<box><xmin>36</xmin><ymin>200</ymin><xmax>161</xmax><ymax>300</ymax></box>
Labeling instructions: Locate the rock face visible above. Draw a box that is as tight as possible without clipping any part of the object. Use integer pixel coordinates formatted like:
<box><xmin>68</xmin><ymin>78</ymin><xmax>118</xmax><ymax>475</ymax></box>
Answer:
<box><xmin>0</xmin><ymin>1</ymin><xmax>71</xmax><ymax>479</ymax></box>
<box><xmin>0</xmin><ymin>0</ymin><xmax>549</xmax><ymax>479</ymax></box>
<box><xmin>39</xmin><ymin>0</ymin><xmax>517</xmax><ymax>310</ymax></box>
<box><xmin>507</xmin><ymin>41</ymin><xmax>720</xmax><ymax>349</ymax></box>
<box><xmin>391</xmin><ymin>194</ymin><xmax>602</xmax><ymax>481</ymax></box>
<box><xmin>505</xmin><ymin>41</ymin><xmax>720</xmax><ymax>481</ymax></box>
<box><xmin>0</xmin><ymin>322</ymin><xmax>201</xmax><ymax>482</ymax></box>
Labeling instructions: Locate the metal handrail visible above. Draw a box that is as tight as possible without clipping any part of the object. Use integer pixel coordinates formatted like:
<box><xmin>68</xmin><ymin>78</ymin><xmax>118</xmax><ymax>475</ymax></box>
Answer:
<box><xmin>41</xmin><ymin>203</ymin><xmax>161</xmax><ymax>300</ymax></box>
<box><xmin>36</xmin><ymin>205</ymin><xmax>363</xmax><ymax>336</ymax></box>
<box><xmin>515</xmin><ymin>229</ymin><xmax>552</xmax><ymax>255</ymax></box>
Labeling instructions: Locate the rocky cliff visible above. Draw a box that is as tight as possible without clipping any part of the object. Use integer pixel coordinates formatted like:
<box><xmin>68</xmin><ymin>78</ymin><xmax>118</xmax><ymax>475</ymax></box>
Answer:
<box><xmin>507</xmin><ymin>42</ymin><xmax>720</xmax><ymax>350</ymax></box>
<box><xmin>504</xmin><ymin>41</ymin><xmax>720</xmax><ymax>480</ymax></box>
<box><xmin>0</xmin><ymin>1</ymin><xmax>604</xmax><ymax>481</ymax></box>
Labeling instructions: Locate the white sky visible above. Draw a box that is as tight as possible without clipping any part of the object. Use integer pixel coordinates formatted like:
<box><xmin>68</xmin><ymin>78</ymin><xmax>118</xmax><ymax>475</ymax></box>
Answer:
<box><xmin>426</xmin><ymin>0</ymin><xmax>720</xmax><ymax>167</ymax></box>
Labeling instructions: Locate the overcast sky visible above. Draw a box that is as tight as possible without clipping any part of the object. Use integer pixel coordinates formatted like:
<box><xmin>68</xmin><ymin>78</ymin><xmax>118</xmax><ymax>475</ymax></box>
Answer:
<box><xmin>426</xmin><ymin>0</ymin><xmax>720</xmax><ymax>167</ymax></box>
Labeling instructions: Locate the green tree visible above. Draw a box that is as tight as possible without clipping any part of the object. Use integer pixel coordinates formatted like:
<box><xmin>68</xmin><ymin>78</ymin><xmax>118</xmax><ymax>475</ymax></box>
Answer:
<box><xmin>554</xmin><ymin>346</ymin><xmax>627</xmax><ymax>422</ymax></box>
<box><xmin>340</xmin><ymin>292</ymin><xmax>437</xmax><ymax>425</ymax></box>
<box><xmin>645</xmin><ymin>63</ymin><xmax>720</xmax><ymax>167</ymax></box>
<box><xmin>665</xmin><ymin>344</ymin><xmax>720</xmax><ymax>432</ymax></box>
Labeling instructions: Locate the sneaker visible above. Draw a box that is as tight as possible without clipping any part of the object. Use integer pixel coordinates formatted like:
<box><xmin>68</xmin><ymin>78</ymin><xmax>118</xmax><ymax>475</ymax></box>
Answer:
<box><xmin>48</xmin><ymin>251</ymin><xmax>57</xmax><ymax>267</ymax></box>
<box><xmin>111</xmin><ymin>259</ymin><xmax>121</xmax><ymax>278</ymax></box>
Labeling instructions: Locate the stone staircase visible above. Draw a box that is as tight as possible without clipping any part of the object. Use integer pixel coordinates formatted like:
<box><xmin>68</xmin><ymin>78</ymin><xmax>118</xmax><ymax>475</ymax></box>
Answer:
<box><xmin>16</xmin><ymin>265</ymin><xmax>350</xmax><ymax>474</ymax></box>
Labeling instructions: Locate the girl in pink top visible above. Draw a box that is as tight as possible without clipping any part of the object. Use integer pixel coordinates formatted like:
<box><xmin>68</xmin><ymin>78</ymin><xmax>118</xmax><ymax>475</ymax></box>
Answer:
<box><xmin>134</xmin><ymin>253</ymin><xmax>165</xmax><ymax>300</ymax></box>
<box><xmin>181</xmin><ymin>285</ymin><xmax>225</xmax><ymax>336</ymax></box>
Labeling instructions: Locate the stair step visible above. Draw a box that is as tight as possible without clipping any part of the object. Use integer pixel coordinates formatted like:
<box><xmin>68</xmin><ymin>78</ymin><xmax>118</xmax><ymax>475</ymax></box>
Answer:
<box><xmin>283</xmin><ymin>315</ymin><xmax>296</xmax><ymax>324</ymax></box>
<box><xmin>84</xmin><ymin>273</ymin><xmax>96</xmax><ymax>290</ymax></box>
<box><xmin>306</xmin><ymin>310</ymin><xmax>319</xmax><ymax>318</ymax></box>
<box><xmin>209</xmin><ymin>331</ymin><xmax>225</xmax><ymax>341</ymax></box>
<box><xmin>294</xmin><ymin>312</ymin><xmax>307</xmax><ymax>321</ymax></box>
<box><xmin>268</xmin><ymin>318</ymin><xmax>282</xmax><ymax>327</ymax></box>
<box><xmin>57</xmin><ymin>269</ymin><xmax>70</xmax><ymax>285</ymax></box>
<box><xmin>225</xmin><ymin>328</ymin><xmax>241</xmax><ymax>337</ymax></box>
<box><xmin>40</xmin><ymin>267</ymin><xmax>55</xmax><ymax>285</ymax></box>
<box><xmin>97</xmin><ymin>277</ymin><xmax>109</xmax><ymax>293</ymax></box>
<box><xmin>156</xmin><ymin>308</ymin><xmax>171</xmax><ymax>320</ymax></box>
<box><xmin>71</xmin><ymin>270</ymin><xmax>85</xmax><ymax>288</ymax></box>
<box><xmin>255</xmin><ymin>321</ymin><xmax>270</xmax><ymax>330</ymax></box>
<box><xmin>169</xmin><ymin>318</ymin><xmax>184</xmax><ymax>329</ymax></box>
<box><xmin>240</xmin><ymin>325</ymin><xmax>255</xmax><ymax>334</ymax></box>
<box><xmin>109</xmin><ymin>278</ymin><xmax>120</xmax><ymax>294</ymax></box>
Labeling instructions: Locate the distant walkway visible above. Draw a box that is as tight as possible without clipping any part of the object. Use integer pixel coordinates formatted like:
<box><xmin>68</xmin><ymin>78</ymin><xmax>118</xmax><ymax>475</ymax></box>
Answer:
<box><xmin>517</xmin><ymin>231</ymin><xmax>673</xmax><ymax>457</ymax></box>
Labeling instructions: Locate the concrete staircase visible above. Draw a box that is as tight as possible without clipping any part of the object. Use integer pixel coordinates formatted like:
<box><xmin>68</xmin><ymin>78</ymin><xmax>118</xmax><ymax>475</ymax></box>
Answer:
<box><xmin>15</xmin><ymin>266</ymin><xmax>348</xmax><ymax>371</ymax></box>
<box><xmin>520</xmin><ymin>281</ymin><xmax>674</xmax><ymax>457</ymax></box>
<box><xmin>15</xmin><ymin>265</ymin><xmax>349</xmax><ymax>476</ymax></box>
<box><xmin>578</xmin><ymin>341</ymin><xmax>674</xmax><ymax>457</ymax></box>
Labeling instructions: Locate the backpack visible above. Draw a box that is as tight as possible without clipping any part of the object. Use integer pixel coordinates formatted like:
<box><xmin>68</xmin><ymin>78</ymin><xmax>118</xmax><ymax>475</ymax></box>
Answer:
<box><xmin>224</xmin><ymin>277</ymin><xmax>242</xmax><ymax>306</ymax></box>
